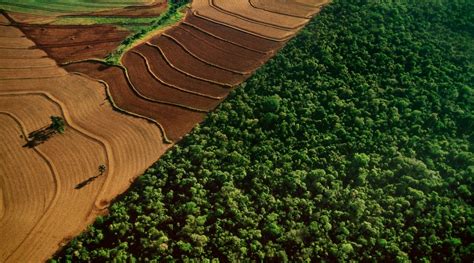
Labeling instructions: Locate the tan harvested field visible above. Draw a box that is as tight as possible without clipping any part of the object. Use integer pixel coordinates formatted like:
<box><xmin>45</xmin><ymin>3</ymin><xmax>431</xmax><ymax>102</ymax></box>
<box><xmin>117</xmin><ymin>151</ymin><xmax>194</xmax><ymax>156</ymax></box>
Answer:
<box><xmin>250</xmin><ymin>0</ymin><xmax>325</xmax><ymax>18</ymax></box>
<box><xmin>0</xmin><ymin>0</ymin><xmax>329</xmax><ymax>261</ymax></box>
<box><xmin>192</xmin><ymin>0</ymin><xmax>295</xmax><ymax>41</ymax></box>
<box><xmin>0</xmin><ymin>19</ymin><xmax>169</xmax><ymax>262</ymax></box>
<box><xmin>183</xmin><ymin>12</ymin><xmax>283</xmax><ymax>53</ymax></box>
<box><xmin>211</xmin><ymin>0</ymin><xmax>308</xmax><ymax>29</ymax></box>
<box><xmin>63</xmin><ymin>61</ymin><xmax>206</xmax><ymax>141</ymax></box>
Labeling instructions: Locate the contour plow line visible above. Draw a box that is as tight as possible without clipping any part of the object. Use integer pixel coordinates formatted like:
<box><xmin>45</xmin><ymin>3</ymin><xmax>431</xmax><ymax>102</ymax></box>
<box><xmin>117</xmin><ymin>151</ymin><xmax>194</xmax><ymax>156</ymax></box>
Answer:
<box><xmin>34</xmin><ymin>38</ymin><xmax>127</xmax><ymax>49</ymax></box>
<box><xmin>0</xmin><ymin>110</ymin><xmax>58</xmax><ymax>225</ymax></box>
<box><xmin>0</xmin><ymin>91</ymin><xmax>115</xmax><ymax>211</ymax></box>
<box><xmin>132</xmin><ymin>50</ymin><xmax>223</xmax><ymax>100</ymax></box>
<box><xmin>191</xmin><ymin>10</ymin><xmax>293</xmax><ymax>42</ymax></box>
<box><xmin>162</xmin><ymin>33</ymin><xmax>252</xmax><ymax>75</ymax></box>
<box><xmin>68</xmin><ymin>71</ymin><xmax>172</xmax><ymax>144</ymax></box>
<box><xmin>181</xmin><ymin>20</ymin><xmax>273</xmax><ymax>55</ymax></box>
<box><xmin>0</xmin><ymin>110</ymin><xmax>61</xmax><ymax>262</ymax></box>
<box><xmin>119</xmin><ymin>63</ymin><xmax>211</xmax><ymax>113</ymax></box>
<box><xmin>177</xmin><ymin>23</ymin><xmax>268</xmax><ymax>62</ymax></box>
<box><xmin>248</xmin><ymin>0</ymin><xmax>319</xmax><ymax>19</ymax></box>
<box><xmin>146</xmin><ymin>42</ymin><xmax>237</xmax><ymax>87</ymax></box>
<box><xmin>209</xmin><ymin>0</ymin><xmax>306</xmax><ymax>30</ymax></box>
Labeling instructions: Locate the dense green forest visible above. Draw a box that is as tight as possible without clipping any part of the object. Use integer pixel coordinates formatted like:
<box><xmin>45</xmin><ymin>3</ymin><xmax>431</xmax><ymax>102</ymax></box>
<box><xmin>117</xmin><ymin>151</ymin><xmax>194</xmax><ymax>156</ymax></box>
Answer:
<box><xmin>54</xmin><ymin>0</ymin><xmax>473</xmax><ymax>261</ymax></box>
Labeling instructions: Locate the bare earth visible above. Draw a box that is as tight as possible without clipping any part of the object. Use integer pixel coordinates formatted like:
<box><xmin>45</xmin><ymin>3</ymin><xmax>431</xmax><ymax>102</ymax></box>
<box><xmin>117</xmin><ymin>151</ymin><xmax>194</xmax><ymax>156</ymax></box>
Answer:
<box><xmin>0</xmin><ymin>0</ymin><xmax>329</xmax><ymax>261</ymax></box>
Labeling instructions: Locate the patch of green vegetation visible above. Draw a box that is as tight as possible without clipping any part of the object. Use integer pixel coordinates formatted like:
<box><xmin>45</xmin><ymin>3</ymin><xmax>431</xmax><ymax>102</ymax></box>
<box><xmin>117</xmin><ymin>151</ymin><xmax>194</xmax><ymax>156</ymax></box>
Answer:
<box><xmin>0</xmin><ymin>0</ymin><xmax>134</xmax><ymax>15</ymax></box>
<box><xmin>103</xmin><ymin>0</ymin><xmax>189</xmax><ymax>66</ymax></box>
<box><xmin>53</xmin><ymin>16</ymin><xmax>159</xmax><ymax>26</ymax></box>
<box><xmin>54</xmin><ymin>0</ymin><xmax>473</xmax><ymax>262</ymax></box>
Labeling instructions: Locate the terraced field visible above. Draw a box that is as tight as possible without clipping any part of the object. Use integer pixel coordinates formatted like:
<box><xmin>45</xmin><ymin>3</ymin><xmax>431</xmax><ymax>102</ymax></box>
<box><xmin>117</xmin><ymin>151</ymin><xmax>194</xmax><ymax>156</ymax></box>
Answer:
<box><xmin>0</xmin><ymin>0</ymin><xmax>330</xmax><ymax>261</ymax></box>
<box><xmin>0</xmin><ymin>17</ymin><xmax>169</xmax><ymax>262</ymax></box>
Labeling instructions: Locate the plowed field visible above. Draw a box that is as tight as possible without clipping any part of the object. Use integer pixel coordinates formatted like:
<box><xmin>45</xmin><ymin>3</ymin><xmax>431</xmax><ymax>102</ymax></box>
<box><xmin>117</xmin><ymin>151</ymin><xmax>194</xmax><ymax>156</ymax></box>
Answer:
<box><xmin>0</xmin><ymin>0</ymin><xmax>329</xmax><ymax>261</ymax></box>
<box><xmin>0</xmin><ymin>19</ymin><xmax>169</xmax><ymax>262</ymax></box>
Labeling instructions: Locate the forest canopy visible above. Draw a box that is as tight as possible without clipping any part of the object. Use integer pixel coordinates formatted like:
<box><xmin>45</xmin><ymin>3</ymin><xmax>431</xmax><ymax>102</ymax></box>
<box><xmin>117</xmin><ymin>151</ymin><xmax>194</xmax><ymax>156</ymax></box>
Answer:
<box><xmin>54</xmin><ymin>0</ymin><xmax>473</xmax><ymax>261</ymax></box>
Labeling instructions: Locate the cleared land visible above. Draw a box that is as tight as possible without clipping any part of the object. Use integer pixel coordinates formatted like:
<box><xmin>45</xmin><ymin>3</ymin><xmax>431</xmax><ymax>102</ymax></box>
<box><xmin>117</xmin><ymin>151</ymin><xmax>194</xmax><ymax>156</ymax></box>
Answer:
<box><xmin>149</xmin><ymin>36</ymin><xmax>247</xmax><ymax>85</ymax></box>
<box><xmin>250</xmin><ymin>0</ymin><xmax>326</xmax><ymax>18</ymax></box>
<box><xmin>0</xmin><ymin>0</ymin><xmax>329</xmax><ymax>261</ymax></box>
<box><xmin>123</xmin><ymin>51</ymin><xmax>221</xmax><ymax>110</ymax></box>
<box><xmin>0</xmin><ymin>19</ymin><xmax>169</xmax><ymax>262</ymax></box>
<box><xmin>133</xmin><ymin>44</ymin><xmax>230</xmax><ymax>98</ymax></box>
<box><xmin>191</xmin><ymin>0</ymin><xmax>295</xmax><ymax>41</ymax></box>
<box><xmin>63</xmin><ymin>61</ymin><xmax>206</xmax><ymax>141</ymax></box>
<box><xmin>164</xmin><ymin>26</ymin><xmax>263</xmax><ymax>72</ymax></box>
<box><xmin>19</xmin><ymin>24</ymin><xmax>130</xmax><ymax>63</ymax></box>
<box><xmin>183</xmin><ymin>11</ymin><xmax>283</xmax><ymax>53</ymax></box>
<box><xmin>211</xmin><ymin>0</ymin><xmax>308</xmax><ymax>29</ymax></box>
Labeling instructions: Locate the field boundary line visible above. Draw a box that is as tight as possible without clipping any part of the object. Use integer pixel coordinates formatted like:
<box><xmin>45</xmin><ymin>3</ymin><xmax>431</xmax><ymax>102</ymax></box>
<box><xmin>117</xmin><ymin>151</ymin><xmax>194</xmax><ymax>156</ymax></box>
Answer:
<box><xmin>247</xmin><ymin>0</ymin><xmax>317</xmax><ymax>19</ymax></box>
<box><xmin>0</xmin><ymin>110</ymin><xmax>61</xmax><ymax>262</ymax></box>
<box><xmin>192</xmin><ymin>10</ymin><xmax>292</xmax><ymax>42</ymax></box>
<box><xmin>181</xmin><ymin>21</ymin><xmax>273</xmax><ymax>55</ymax></box>
<box><xmin>132</xmin><ymin>50</ymin><xmax>223</xmax><ymax>100</ymax></box>
<box><xmin>146</xmin><ymin>42</ymin><xmax>237</xmax><ymax>87</ymax></box>
<box><xmin>118</xmin><ymin>63</ymin><xmax>210</xmax><ymax>112</ymax></box>
<box><xmin>162</xmin><ymin>33</ymin><xmax>253</xmax><ymax>74</ymax></box>
<box><xmin>69</xmin><ymin>71</ymin><xmax>172</xmax><ymax>144</ymax></box>
<box><xmin>209</xmin><ymin>0</ymin><xmax>306</xmax><ymax>31</ymax></box>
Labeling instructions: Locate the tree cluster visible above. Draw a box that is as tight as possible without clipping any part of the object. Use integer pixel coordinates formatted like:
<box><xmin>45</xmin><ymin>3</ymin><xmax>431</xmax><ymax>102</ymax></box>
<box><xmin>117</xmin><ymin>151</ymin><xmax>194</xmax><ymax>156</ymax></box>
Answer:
<box><xmin>54</xmin><ymin>0</ymin><xmax>473</xmax><ymax>261</ymax></box>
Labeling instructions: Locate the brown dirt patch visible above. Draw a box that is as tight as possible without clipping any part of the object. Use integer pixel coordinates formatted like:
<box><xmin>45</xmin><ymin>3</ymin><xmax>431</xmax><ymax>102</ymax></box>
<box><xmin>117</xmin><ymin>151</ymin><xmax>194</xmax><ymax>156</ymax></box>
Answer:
<box><xmin>184</xmin><ymin>12</ymin><xmax>283</xmax><ymax>53</ymax></box>
<box><xmin>75</xmin><ymin>1</ymin><xmax>167</xmax><ymax>17</ymax></box>
<box><xmin>20</xmin><ymin>24</ymin><xmax>130</xmax><ymax>63</ymax></box>
<box><xmin>133</xmin><ymin>44</ymin><xmax>230</xmax><ymax>98</ymax></box>
<box><xmin>165</xmin><ymin>25</ymin><xmax>263</xmax><ymax>72</ymax></box>
<box><xmin>192</xmin><ymin>0</ymin><xmax>294</xmax><ymax>41</ymax></box>
<box><xmin>149</xmin><ymin>36</ymin><xmax>246</xmax><ymax>85</ymax></box>
<box><xmin>249</xmin><ymin>0</ymin><xmax>323</xmax><ymax>18</ymax></box>
<box><xmin>123</xmin><ymin>51</ymin><xmax>220</xmax><ymax>111</ymax></box>
<box><xmin>211</xmin><ymin>0</ymin><xmax>308</xmax><ymax>29</ymax></box>
<box><xmin>64</xmin><ymin>61</ymin><xmax>205</xmax><ymax>141</ymax></box>
<box><xmin>0</xmin><ymin>21</ymin><xmax>169</xmax><ymax>262</ymax></box>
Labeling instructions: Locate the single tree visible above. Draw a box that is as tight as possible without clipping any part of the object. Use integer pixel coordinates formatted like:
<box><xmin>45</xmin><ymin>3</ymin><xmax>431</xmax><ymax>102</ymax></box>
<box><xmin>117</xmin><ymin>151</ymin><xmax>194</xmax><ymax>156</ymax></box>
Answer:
<box><xmin>50</xmin><ymin>116</ymin><xmax>66</xmax><ymax>134</ymax></box>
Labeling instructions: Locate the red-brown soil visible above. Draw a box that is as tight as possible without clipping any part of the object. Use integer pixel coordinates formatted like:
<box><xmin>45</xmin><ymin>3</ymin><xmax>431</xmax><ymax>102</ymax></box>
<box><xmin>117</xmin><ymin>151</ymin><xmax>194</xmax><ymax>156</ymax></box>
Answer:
<box><xmin>183</xmin><ymin>12</ymin><xmax>283</xmax><ymax>53</ymax></box>
<box><xmin>64</xmin><ymin>61</ymin><xmax>205</xmax><ymax>141</ymax></box>
<box><xmin>122</xmin><ymin>51</ymin><xmax>220</xmax><ymax>110</ymax></box>
<box><xmin>134</xmin><ymin>44</ymin><xmax>230</xmax><ymax>98</ymax></box>
<box><xmin>179</xmin><ymin>22</ymin><xmax>268</xmax><ymax>61</ymax></box>
<box><xmin>249</xmin><ymin>0</ymin><xmax>323</xmax><ymax>18</ymax></box>
<box><xmin>192</xmin><ymin>0</ymin><xmax>295</xmax><ymax>41</ymax></box>
<box><xmin>20</xmin><ymin>24</ymin><xmax>130</xmax><ymax>63</ymax></box>
<box><xmin>43</xmin><ymin>41</ymin><xmax>124</xmax><ymax>64</ymax></box>
<box><xmin>149</xmin><ymin>36</ymin><xmax>247</xmax><ymax>85</ymax></box>
<box><xmin>0</xmin><ymin>1</ymin><xmax>330</xmax><ymax>261</ymax></box>
<box><xmin>211</xmin><ymin>0</ymin><xmax>308</xmax><ymax>30</ymax></box>
<box><xmin>0</xmin><ymin>16</ymin><xmax>170</xmax><ymax>263</ymax></box>
<box><xmin>165</xmin><ymin>25</ymin><xmax>263</xmax><ymax>72</ymax></box>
